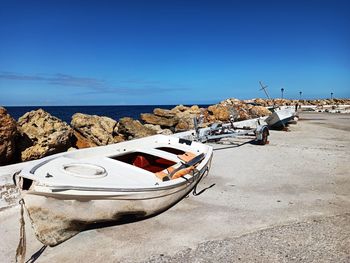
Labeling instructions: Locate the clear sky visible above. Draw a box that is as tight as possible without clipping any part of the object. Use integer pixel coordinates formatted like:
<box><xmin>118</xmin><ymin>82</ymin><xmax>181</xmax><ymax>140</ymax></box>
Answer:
<box><xmin>0</xmin><ymin>0</ymin><xmax>349</xmax><ymax>106</ymax></box>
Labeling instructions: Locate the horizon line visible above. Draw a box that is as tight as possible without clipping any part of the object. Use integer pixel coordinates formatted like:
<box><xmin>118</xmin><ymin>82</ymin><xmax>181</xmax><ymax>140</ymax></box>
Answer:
<box><xmin>2</xmin><ymin>96</ymin><xmax>349</xmax><ymax>107</ymax></box>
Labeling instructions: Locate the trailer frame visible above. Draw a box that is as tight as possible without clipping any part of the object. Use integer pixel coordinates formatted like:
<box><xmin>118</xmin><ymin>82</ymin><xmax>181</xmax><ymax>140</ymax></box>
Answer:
<box><xmin>193</xmin><ymin>116</ymin><xmax>269</xmax><ymax>145</ymax></box>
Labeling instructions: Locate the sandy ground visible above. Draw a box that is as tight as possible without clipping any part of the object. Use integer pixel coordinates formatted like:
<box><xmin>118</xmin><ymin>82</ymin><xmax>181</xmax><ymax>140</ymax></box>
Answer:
<box><xmin>0</xmin><ymin>112</ymin><xmax>349</xmax><ymax>262</ymax></box>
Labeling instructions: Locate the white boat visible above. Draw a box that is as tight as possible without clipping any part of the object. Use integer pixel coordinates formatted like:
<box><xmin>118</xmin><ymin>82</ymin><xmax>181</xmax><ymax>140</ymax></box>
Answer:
<box><xmin>265</xmin><ymin>106</ymin><xmax>296</xmax><ymax>128</ymax></box>
<box><xmin>15</xmin><ymin>135</ymin><xmax>213</xmax><ymax>246</ymax></box>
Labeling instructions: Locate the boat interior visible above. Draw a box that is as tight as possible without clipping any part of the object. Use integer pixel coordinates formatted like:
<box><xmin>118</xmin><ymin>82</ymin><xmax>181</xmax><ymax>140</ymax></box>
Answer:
<box><xmin>109</xmin><ymin>146</ymin><xmax>198</xmax><ymax>181</ymax></box>
<box><xmin>111</xmin><ymin>151</ymin><xmax>177</xmax><ymax>173</ymax></box>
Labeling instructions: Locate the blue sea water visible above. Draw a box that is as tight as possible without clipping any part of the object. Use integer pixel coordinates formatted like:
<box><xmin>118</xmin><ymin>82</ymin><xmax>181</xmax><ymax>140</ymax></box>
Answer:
<box><xmin>5</xmin><ymin>105</ymin><xmax>210</xmax><ymax>124</ymax></box>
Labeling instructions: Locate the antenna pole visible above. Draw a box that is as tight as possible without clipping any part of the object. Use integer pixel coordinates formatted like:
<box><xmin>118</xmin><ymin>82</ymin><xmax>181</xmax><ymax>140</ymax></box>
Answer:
<box><xmin>259</xmin><ymin>81</ymin><xmax>271</xmax><ymax>100</ymax></box>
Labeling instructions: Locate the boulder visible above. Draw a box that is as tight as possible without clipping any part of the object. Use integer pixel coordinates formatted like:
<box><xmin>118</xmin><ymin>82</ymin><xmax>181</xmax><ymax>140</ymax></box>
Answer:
<box><xmin>170</xmin><ymin>106</ymin><xmax>200</xmax><ymax>131</ymax></box>
<box><xmin>230</xmin><ymin>107</ymin><xmax>251</xmax><ymax>121</ymax></box>
<box><xmin>20</xmin><ymin>143</ymin><xmax>52</xmax><ymax>161</ymax></box>
<box><xmin>207</xmin><ymin>105</ymin><xmax>231</xmax><ymax>121</ymax></box>
<box><xmin>153</xmin><ymin>108</ymin><xmax>176</xmax><ymax>118</ymax></box>
<box><xmin>274</xmin><ymin>99</ymin><xmax>292</xmax><ymax>106</ymax></box>
<box><xmin>140</xmin><ymin>113</ymin><xmax>179</xmax><ymax>127</ymax></box>
<box><xmin>71</xmin><ymin>113</ymin><xmax>121</xmax><ymax>147</ymax></box>
<box><xmin>201</xmin><ymin>109</ymin><xmax>216</xmax><ymax>124</ymax></box>
<box><xmin>175</xmin><ymin>119</ymin><xmax>193</xmax><ymax>132</ymax></box>
<box><xmin>249</xmin><ymin>106</ymin><xmax>272</xmax><ymax>118</ymax></box>
<box><xmin>220</xmin><ymin>98</ymin><xmax>243</xmax><ymax>106</ymax></box>
<box><xmin>0</xmin><ymin>107</ymin><xmax>18</xmax><ymax>165</ymax></box>
<box><xmin>188</xmin><ymin>105</ymin><xmax>201</xmax><ymax>114</ymax></box>
<box><xmin>160</xmin><ymin>129</ymin><xmax>173</xmax><ymax>135</ymax></box>
<box><xmin>73</xmin><ymin>130</ymin><xmax>97</xmax><ymax>148</ymax></box>
<box><xmin>170</xmin><ymin>105</ymin><xmax>190</xmax><ymax>113</ymax></box>
<box><xmin>254</xmin><ymin>98</ymin><xmax>268</xmax><ymax>107</ymax></box>
<box><xmin>144</xmin><ymin>124</ymin><xmax>162</xmax><ymax>133</ymax></box>
<box><xmin>144</xmin><ymin>124</ymin><xmax>173</xmax><ymax>135</ymax></box>
<box><xmin>118</xmin><ymin>117</ymin><xmax>156</xmax><ymax>139</ymax></box>
<box><xmin>17</xmin><ymin>109</ymin><xmax>73</xmax><ymax>161</ymax></box>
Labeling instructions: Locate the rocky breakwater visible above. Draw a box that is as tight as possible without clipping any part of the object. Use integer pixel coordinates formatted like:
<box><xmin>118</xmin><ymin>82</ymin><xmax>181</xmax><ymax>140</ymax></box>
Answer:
<box><xmin>242</xmin><ymin>98</ymin><xmax>350</xmax><ymax>107</ymax></box>
<box><xmin>298</xmin><ymin>98</ymin><xmax>350</xmax><ymax>106</ymax></box>
<box><xmin>17</xmin><ymin>109</ymin><xmax>74</xmax><ymax>161</ymax></box>
<box><xmin>70</xmin><ymin>113</ymin><xmax>157</xmax><ymax>148</ymax></box>
<box><xmin>139</xmin><ymin>100</ymin><xmax>272</xmax><ymax>134</ymax></box>
<box><xmin>0</xmin><ymin>98</ymin><xmax>289</xmax><ymax>165</ymax></box>
<box><xmin>216</xmin><ymin>98</ymin><xmax>271</xmax><ymax>120</ymax></box>
<box><xmin>141</xmin><ymin>105</ymin><xmax>209</xmax><ymax>133</ymax></box>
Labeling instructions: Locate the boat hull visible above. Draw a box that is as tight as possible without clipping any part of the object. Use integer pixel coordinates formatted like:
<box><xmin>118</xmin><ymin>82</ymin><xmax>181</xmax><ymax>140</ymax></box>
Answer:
<box><xmin>21</xmin><ymin>166</ymin><xmax>209</xmax><ymax>246</ymax></box>
<box><xmin>265</xmin><ymin>107</ymin><xmax>295</xmax><ymax>128</ymax></box>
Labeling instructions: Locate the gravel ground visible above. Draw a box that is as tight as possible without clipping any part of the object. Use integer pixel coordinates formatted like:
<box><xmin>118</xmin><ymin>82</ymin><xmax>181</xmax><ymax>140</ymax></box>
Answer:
<box><xmin>145</xmin><ymin>213</ymin><xmax>350</xmax><ymax>263</ymax></box>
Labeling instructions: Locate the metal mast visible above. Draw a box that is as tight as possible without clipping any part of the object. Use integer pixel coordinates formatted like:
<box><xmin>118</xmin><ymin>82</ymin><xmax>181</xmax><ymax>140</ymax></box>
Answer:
<box><xmin>259</xmin><ymin>81</ymin><xmax>271</xmax><ymax>100</ymax></box>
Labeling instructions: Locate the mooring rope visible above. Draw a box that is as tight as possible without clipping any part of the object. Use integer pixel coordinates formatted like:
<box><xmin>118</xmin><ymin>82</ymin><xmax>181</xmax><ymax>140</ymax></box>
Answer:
<box><xmin>16</xmin><ymin>199</ymin><xmax>26</xmax><ymax>263</ymax></box>
<box><xmin>192</xmin><ymin>167</ymin><xmax>216</xmax><ymax>196</ymax></box>
<box><xmin>25</xmin><ymin>245</ymin><xmax>47</xmax><ymax>263</ymax></box>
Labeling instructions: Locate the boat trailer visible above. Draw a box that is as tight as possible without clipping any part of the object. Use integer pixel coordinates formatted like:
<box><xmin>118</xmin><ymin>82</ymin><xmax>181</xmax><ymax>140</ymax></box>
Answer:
<box><xmin>193</xmin><ymin>116</ymin><xmax>270</xmax><ymax>145</ymax></box>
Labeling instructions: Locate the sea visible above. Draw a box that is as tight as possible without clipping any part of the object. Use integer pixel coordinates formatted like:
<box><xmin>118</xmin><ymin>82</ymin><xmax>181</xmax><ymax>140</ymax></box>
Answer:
<box><xmin>5</xmin><ymin>105</ymin><xmax>210</xmax><ymax>123</ymax></box>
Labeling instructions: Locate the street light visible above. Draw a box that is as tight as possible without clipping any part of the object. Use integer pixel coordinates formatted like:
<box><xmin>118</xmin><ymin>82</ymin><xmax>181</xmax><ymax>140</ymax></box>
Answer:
<box><xmin>331</xmin><ymin>92</ymin><xmax>333</xmax><ymax>100</ymax></box>
<box><xmin>299</xmin><ymin>91</ymin><xmax>302</xmax><ymax>100</ymax></box>
<box><xmin>281</xmin><ymin>88</ymin><xmax>284</xmax><ymax>99</ymax></box>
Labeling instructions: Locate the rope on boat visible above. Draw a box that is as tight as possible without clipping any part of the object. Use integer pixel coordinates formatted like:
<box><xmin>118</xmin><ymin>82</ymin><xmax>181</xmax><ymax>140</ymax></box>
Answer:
<box><xmin>12</xmin><ymin>170</ymin><xmax>21</xmax><ymax>186</ymax></box>
<box><xmin>193</xmin><ymin>182</ymin><xmax>216</xmax><ymax>196</ymax></box>
<box><xmin>25</xmin><ymin>245</ymin><xmax>47</xmax><ymax>263</ymax></box>
<box><xmin>16</xmin><ymin>199</ymin><xmax>26</xmax><ymax>263</ymax></box>
<box><xmin>191</xmin><ymin>167</ymin><xmax>216</xmax><ymax>196</ymax></box>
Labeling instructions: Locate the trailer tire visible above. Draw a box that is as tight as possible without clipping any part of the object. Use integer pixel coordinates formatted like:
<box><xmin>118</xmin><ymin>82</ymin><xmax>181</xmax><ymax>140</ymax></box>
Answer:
<box><xmin>258</xmin><ymin>128</ymin><xmax>269</xmax><ymax>145</ymax></box>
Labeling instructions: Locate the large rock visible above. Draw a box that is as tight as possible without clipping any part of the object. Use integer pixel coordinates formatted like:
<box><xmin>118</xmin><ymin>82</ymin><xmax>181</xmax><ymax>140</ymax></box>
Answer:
<box><xmin>230</xmin><ymin>107</ymin><xmax>251</xmax><ymax>121</ymax></box>
<box><xmin>118</xmin><ymin>117</ymin><xmax>156</xmax><ymax>139</ymax></box>
<box><xmin>144</xmin><ymin>124</ymin><xmax>173</xmax><ymax>135</ymax></box>
<box><xmin>17</xmin><ymin>109</ymin><xmax>73</xmax><ymax>161</ymax></box>
<box><xmin>274</xmin><ymin>99</ymin><xmax>292</xmax><ymax>106</ymax></box>
<box><xmin>153</xmin><ymin>108</ymin><xmax>176</xmax><ymax>118</ymax></box>
<box><xmin>200</xmin><ymin>109</ymin><xmax>216</xmax><ymax>124</ymax></box>
<box><xmin>160</xmin><ymin>105</ymin><xmax>200</xmax><ymax>132</ymax></box>
<box><xmin>249</xmin><ymin>106</ymin><xmax>272</xmax><ymax>117</ymax></box>
<box><xmin>73</xmin><ymin>130</ymin><xmax>98</xmax><ymax>148</ymax></box>
<box><xmin>174</xmin><ymin>111</ymin><xmax>198</xmax><ymax>132</ymax></box>
<box><xmin>143</xmin><ymin>105</ymin><xmax>201</xmax><ymax>133</ymax></box>
<box><xmin>253</xmin><ymin>98</ymin><xmax>268</xmax><ymax>107</ymax></box>
<box><xmin>170</xmin><ymin>105</ymin><xmax>190</xmax><ymax>113</ymax></box>
<box><xmin>207</xmin><ymin>105</ymin><xmax>231</xmax><ymax>121</ymax></box>
<box><xmin>220</xmin><ymin>98</ymin><xmax>243</xmax><ymax>106</ymax></box>
<box><xmin>140</xmin><ymin>113</ymin><xmax>179</xmax><ymax>127</ymax></box>
<box><xmin>71</xmin><ymin>113</ymin><xmax>122</xmax><ymax>148</ymax></box>
<box><xmin>0</xmin><ymin>107</ymin><xmax>18</xmax><ymax>165</ymax></box>
<box><xmin>188</xmin><ymin>105</ymin><xmax>201</xmax><ymax>114</ymax></box>
<box><xmin>175</xmin><ymin>119</ymin><xmax>193</xmax><ymax>132</ymax></box>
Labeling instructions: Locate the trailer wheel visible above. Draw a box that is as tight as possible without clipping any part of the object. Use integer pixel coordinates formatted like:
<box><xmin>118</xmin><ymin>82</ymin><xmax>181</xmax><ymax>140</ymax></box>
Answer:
<box><xmin>258</xmin><ymin>128</ymin><xmax>269</xmax><ymax>145</ymax></box>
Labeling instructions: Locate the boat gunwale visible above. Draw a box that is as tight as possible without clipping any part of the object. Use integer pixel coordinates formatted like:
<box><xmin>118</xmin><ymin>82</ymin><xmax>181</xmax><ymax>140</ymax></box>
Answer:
<box><xmin>28</xmin><ymin>166</ymin><xmax>207</xmax><ymax>194</ymax></box>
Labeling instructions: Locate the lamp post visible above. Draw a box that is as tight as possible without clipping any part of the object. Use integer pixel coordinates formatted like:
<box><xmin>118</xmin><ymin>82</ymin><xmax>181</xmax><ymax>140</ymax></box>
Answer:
<box><xmin>299</xmin><ymin>91</ymin><xmax>302</xmax><ymax>100</ymax></box>
<box><xmin>331</xmin><ymin>92</ymin><xmax>333</xmax><ymax>100</ymax></box>
<box><xmin>281</xmin><ymin>88</ymin><xmax>284</xmax><ymax>99</ymax></box>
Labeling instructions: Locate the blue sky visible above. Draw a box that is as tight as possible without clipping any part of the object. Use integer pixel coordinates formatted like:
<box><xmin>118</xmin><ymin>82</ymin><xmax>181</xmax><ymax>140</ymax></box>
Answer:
<box><xmin>0</xmin><ymin>0</ymin><xmax>349</xmax><ymax>106</ymax></box>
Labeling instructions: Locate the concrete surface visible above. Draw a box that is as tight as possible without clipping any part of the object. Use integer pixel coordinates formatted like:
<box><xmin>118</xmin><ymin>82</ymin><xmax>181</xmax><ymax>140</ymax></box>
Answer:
<box><xmin>0</xmin><ymin>112</ymin><xmax>349</xmax><ymax>262</ymax></box>
<box><xmin>144</xmin><ymin>214</ymin><xmax>350</xmax><ymax>263</ymax></box>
